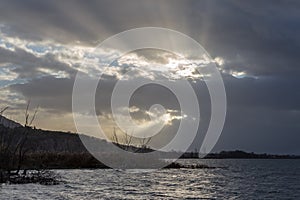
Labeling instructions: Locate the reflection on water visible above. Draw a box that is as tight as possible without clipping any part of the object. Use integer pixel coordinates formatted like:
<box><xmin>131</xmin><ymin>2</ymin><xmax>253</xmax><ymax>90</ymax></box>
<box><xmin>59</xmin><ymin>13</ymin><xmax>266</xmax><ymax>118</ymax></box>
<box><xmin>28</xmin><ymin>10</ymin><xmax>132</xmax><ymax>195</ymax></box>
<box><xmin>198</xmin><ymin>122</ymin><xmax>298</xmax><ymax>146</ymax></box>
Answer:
<box><xmin>1</xmin><ymin>159</ymin><xmax>300</xmax><ymax>199</ymax></box>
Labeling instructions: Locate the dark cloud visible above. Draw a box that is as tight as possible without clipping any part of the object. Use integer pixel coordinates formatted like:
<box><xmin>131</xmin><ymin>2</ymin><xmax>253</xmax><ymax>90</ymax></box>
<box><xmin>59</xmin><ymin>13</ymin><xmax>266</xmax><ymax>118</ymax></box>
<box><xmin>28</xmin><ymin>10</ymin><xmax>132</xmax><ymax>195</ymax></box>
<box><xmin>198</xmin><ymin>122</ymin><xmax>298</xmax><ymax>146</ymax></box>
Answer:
<box><xmin>0</xmin><ymin>47</ymin><xmax>75</xmax><ymax>78</ymax></box>
<box><xmin>9</xmin><ymin>76</ymin><xmax>74</xmax><ymax>113</ymax></box>
<box><xmin>223</xmin><ymin>75</ymin><xmax>300</xmax><ymax>111</ymax></box>
<box><xmin>1</xmin><ymin>0</ymin><xmax>299</xmax><ymax>76</ymax></box>
<box><xmin>0</xmin><ymin>0</ymin><xmax>300</xmax><ymax>153</ymax></box>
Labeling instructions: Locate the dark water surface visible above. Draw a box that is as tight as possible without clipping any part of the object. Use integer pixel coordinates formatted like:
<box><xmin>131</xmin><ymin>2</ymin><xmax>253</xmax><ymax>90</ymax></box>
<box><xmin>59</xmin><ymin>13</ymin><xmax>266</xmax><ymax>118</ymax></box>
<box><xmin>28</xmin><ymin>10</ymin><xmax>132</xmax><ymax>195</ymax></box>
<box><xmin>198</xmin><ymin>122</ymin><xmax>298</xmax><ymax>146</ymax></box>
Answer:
<box><xmin>1</xmin><ymin>159</ymin><xmax>299</xmax><ymax>199</ymax></box>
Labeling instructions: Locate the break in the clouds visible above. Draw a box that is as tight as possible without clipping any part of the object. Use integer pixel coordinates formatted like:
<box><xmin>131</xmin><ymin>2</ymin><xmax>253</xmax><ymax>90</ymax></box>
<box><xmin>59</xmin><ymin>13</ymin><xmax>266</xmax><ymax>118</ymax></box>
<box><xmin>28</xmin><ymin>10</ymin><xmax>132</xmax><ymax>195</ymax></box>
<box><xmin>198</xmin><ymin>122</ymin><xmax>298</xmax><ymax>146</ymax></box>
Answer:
<box><xmin>0</xmin><ymin>0</ymin><xmax>300</xmax><ymax>154</ymax></box>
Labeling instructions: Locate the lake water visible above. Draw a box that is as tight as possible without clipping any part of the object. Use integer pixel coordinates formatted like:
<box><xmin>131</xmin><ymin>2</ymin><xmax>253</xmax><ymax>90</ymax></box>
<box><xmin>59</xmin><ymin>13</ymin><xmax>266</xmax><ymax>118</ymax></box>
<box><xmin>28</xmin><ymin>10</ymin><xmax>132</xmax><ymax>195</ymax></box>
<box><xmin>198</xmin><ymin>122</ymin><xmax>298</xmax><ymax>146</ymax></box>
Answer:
<box><xmin>1</xmin><ymin>159</ymin><xmax>300</xmax><ymax>199</ymax></box>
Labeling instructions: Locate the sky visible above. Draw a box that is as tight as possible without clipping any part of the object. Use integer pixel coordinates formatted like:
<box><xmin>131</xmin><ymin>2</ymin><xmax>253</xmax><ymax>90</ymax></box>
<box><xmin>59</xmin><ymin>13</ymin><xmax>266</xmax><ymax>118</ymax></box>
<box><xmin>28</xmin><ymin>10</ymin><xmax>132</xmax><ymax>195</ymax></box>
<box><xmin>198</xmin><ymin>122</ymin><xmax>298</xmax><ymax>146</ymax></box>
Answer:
<box><xmin>0</xmin><ymin>0</ymin><xmax>299</xmax><ymax>154</ymax></box>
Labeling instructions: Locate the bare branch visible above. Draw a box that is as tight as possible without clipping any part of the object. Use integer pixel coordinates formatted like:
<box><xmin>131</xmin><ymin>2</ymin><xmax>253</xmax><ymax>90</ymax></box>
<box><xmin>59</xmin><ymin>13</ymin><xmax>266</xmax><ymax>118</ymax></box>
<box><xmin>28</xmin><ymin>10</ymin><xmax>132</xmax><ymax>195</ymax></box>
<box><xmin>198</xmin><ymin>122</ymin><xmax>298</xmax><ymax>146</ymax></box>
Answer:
<box><xmin>24</xmin><ymin>100</ymin><xmax>31</xmax><ymax>126</ymax></box>
<box><xmin>127</xmin><ymin>131</ymin><xmax>133</xmax><ymax>146</ymax></box>
<box><xmin>29</xmin><ymin>106</ymin><xmax>39</xmax><ymax>126</ymax></box>
<box><xmin>139</xmin><ymin>134</ymin><xmax>152</xmax><ymax>149</ymax></box>
<box><xmin>0</xmin><ymin>107</ymin><xmax>9</xmax><ymax>116</ymax></box>
<box><xmin>112</xmin><ymin>127</ymin><xmax>119</xmax><ymax>145</ymax></box>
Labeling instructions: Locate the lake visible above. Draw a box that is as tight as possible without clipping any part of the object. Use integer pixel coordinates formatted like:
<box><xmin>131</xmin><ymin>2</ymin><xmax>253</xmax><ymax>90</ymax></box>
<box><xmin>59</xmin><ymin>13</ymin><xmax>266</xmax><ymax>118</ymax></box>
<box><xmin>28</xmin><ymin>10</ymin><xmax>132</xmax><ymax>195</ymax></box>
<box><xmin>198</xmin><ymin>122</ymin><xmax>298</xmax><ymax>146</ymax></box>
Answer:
<box><xmin>1</xmin><ymin>159</ymin><xmax>300</xmax><ymax>199</ymax></box>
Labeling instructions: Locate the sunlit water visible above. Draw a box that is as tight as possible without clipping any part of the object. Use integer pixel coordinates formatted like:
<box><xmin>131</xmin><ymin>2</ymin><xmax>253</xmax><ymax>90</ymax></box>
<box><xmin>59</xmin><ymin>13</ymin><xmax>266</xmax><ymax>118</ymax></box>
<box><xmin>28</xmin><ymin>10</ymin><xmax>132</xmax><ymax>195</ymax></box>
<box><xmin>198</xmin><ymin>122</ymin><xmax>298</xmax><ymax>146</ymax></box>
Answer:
<box><xmin>1</xmin><ymin>159</ymin><xmax>300</xmax><ymax>199</ymax></box>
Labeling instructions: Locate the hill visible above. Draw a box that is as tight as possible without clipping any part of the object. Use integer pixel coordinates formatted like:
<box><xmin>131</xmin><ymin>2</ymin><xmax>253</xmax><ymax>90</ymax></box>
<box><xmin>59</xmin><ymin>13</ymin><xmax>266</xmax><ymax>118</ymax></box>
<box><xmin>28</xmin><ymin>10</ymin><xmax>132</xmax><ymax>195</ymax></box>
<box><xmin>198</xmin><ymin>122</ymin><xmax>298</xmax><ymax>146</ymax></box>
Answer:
<box><xmin>0</xmin><ymin>115</ymin><xmax>22</xmax><ymax>129</ymax></box>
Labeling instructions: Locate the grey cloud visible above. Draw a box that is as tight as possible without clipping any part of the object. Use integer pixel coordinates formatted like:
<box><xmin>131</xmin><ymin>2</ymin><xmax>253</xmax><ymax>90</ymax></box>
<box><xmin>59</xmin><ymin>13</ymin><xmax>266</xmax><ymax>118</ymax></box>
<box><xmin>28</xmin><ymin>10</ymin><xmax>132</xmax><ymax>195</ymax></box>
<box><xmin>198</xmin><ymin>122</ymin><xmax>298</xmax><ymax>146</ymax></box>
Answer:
<box><xmin>0</xmin><ymin>0</ymin><xmax>299</xmax><ymax>77</ymax></box>
<box><xmin>0</xmin><ymin>47</ymin><xmax>75</xmax><ymax>78</ymax></box>
<box><xmin>9</xmin><ymin>75</ymin><xmax>182</xmax><ymax>114</ymax></box>
<box><xmin>223</xmin><ymin>75</ymin><xmax>300</xmax><ymax>111</ymax></box>
<box><xmin>9</xmin><ymin>76</ymin><xmax>74</xmax><ymax>113</ymax></box>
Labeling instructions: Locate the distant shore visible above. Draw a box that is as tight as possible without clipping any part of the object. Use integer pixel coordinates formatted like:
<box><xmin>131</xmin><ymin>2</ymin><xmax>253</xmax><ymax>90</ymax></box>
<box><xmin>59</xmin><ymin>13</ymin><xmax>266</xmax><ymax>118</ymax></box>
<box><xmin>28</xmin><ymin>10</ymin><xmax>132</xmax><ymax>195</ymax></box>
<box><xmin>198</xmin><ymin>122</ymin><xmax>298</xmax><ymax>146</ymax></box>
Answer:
<box><xmin>181</xmin><ymin>150</ymin><xmax>300</xmax><ymax>159</ymax></box>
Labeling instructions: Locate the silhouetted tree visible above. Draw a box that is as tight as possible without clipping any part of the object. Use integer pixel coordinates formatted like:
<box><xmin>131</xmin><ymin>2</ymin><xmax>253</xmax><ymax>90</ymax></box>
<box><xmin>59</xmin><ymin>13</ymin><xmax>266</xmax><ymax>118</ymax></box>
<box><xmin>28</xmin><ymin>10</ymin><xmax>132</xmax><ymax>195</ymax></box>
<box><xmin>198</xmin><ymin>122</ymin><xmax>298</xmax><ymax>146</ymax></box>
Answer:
<box><xmin>0</xmin><ymin>101</ymin><xmax>38</xmax><ymax>183</ymax></box>
<box><xmin>110</xmin><ymin>127</ymin><xmax>152</xmax><ymax>152</ymax></box>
